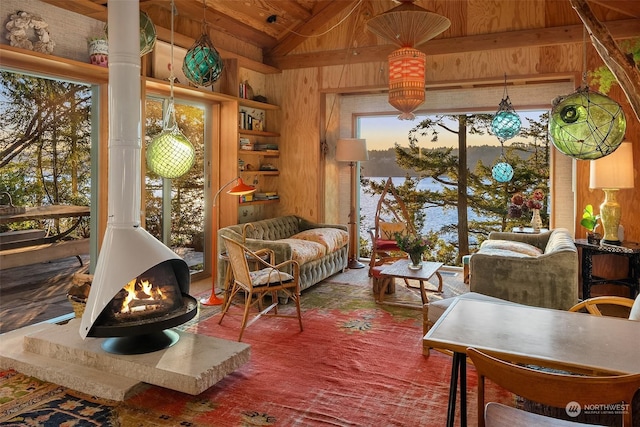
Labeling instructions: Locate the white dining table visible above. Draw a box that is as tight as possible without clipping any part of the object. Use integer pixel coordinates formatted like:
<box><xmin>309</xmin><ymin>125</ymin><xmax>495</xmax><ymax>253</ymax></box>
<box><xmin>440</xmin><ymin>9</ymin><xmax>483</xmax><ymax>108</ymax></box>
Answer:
<box><xmin>423</xmin><ymin>298</ymin><xmax>640</xmax><ymax>427</ymax></box>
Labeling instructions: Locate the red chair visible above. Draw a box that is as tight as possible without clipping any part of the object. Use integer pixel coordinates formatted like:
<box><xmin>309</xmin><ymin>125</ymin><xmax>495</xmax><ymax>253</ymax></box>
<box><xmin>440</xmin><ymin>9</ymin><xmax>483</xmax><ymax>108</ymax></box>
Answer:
<box><xmin>368</xmin><ymin>177</ymin><xmax>416</xmax><ymax>276</ymax></box>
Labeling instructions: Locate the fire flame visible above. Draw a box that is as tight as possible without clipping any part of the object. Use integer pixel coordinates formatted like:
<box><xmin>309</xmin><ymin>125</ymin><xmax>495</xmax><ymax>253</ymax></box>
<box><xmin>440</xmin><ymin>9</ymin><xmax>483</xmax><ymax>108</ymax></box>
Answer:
<box><xmin>120</xmin><ymin>278</ymin><xmax>166</xmax><ymax>313</ymax></box>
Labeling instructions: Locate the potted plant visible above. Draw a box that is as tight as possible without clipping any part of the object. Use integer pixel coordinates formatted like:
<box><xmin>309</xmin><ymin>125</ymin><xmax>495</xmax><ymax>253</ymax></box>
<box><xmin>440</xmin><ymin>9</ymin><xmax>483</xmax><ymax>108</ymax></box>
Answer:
<box><xmin>580</xmin><ymin>204</ymin><xmax>601</xmax><ymax>244</ymax></box>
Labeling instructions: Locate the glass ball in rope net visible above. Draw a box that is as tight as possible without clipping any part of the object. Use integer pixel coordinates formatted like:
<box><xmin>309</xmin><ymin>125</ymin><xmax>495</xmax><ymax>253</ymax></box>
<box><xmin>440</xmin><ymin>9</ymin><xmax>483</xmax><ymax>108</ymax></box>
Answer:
<box><xmin>146</xmin><ymin>128</ymin><xmax>196</xmax><ymax>179</ymax></box>
<box><xmin>183</xmin><ymin>34</ymin><xmax>224</xmax><ymax>87</ymax></box>
<box><xmin>549</xmin><ymin>89</ymin><xmax>626</xmax><ymax>160</ymax></box>
<box><xmin>491</xmin><ymin>110</ymin><xmax>521</xmax><ymax>141</ymax></box>
<box><xmin>492</xmin><ymin>162</ymin><xmax>514</xmax><ymax>183</ymax></box>
<box><xmin>139</xmin><ymin>11</ymin><xmax>157</xmax><ymax>57</ymax></box>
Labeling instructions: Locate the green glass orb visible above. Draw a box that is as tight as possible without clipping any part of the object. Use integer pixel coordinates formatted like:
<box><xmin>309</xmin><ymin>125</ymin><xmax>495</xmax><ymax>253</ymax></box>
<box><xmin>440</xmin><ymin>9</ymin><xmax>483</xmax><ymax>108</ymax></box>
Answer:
<box><xmin>491</xmin><ymin>111</ymin><xmax>521</xmax><ymax>140</ymax></box>
<box><xmin>492</xmin><ymin>162</ymin><xmax>514</xmax><ymax>182</ymax></box>
<box><xmin>146</xmin><ymin>128</ymin><xmax>196</xmax><ymax>179</ymax></box>
<box><xmin>549</xmin><ymin>88</ymin><xmax>626</xmax><ymax>160</ymax></box>
<box><xmin>139</xmin><ymin>12</ymin><xmax>157</xmax><ymax>57</ymax></box>
<box><xmin>183</xmin><ymin>36</ymin><xmax>224</xmax><ymax>87</ymax></box>
<box><xmin>106</xmin><ymin>12</ymin><xmax>157</xmax><ymax>57</ymax></box>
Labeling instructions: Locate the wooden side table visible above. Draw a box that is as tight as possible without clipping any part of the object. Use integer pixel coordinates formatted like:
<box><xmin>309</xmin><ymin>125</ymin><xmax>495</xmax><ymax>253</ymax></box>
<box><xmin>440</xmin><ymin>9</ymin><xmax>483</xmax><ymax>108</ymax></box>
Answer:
<box><xmin>574</xmin><ymin>239</ymin><xmax>640</xmax><ymax>299</ymax></box>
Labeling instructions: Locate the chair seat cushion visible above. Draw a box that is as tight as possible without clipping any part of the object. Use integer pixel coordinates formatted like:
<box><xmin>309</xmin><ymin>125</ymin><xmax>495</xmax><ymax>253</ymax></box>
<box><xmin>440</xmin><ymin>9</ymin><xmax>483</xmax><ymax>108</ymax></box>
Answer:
<box><xmin>250</xmin><ymin>268</ymin><xmax>294</xmax><ymax>286</ymax></box>
<box><xmin>480</xmin><ymin>239</ymin><xmax>543</xmax><ymax>257</ymax></box>
<box><xmin>375</xmin><ymin>239</ymin><xmax>401</xmax><ymax>251</ymax></box>
<box><xmin>485</xmin><ymin>402</ymin><xmax>598</xmax><ymax>426</ymax></box>
<box><xmin>291</xmin><ymin>228</ymin><xmax>349</xmax><ymax>253</ymax></box>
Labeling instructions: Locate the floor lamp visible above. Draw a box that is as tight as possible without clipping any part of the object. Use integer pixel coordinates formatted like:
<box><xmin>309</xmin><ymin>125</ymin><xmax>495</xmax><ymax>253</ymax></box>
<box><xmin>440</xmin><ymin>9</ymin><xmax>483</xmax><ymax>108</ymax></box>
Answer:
<box><xmin>589</xmin><ymin>141</ymin><xmax>635</xmax><ymax>245</ymax></box>
<box><xmin>336</xmin><ymin>138</ymin><xmax>368</xmax><ymax>269</ymax></box>
<box><xmin>201</xmin><ymin>177</ymin><xmax>256</xmax><ymax>306</ymax></box>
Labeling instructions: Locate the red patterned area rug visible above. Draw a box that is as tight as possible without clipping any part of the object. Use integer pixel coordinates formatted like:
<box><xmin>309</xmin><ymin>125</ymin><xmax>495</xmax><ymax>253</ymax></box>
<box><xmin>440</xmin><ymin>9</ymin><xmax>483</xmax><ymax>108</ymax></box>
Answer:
<box><xmin>0</xmin><ymin>278</ymin><xmax>515</xmax><ymax>426</ymax></box>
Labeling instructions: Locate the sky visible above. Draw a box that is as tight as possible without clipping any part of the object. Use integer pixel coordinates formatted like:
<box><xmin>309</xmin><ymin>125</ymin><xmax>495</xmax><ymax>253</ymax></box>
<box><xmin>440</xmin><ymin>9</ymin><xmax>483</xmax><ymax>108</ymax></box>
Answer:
<box><xmin>359</xmin><ymin>110</ymin><xmax>547</xmax><ymax>151</ymax></box>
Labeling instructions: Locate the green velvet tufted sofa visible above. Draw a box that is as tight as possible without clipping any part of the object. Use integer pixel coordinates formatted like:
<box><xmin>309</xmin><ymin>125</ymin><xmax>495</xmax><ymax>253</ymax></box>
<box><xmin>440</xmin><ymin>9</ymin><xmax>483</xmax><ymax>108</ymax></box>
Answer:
<box><xmin>218</xmin><ymin>215</ymin><xmax>349</xmax><ymax>297</ymax></box>
<box><xmin>469</xmin><ymin>228</ymin><xmax>578</xmax><ymax>310</ymax></box>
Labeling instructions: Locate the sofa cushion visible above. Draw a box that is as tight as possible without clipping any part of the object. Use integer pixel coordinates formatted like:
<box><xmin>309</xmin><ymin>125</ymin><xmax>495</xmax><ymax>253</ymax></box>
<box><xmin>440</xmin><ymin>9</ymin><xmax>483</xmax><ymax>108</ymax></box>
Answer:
<box><xmin>475</xmin><ymin>248</ymin><xmax>536</xmax><ymax>258</ymax></box>
<box><xmin>279</xmin><ymin>238</ymin><xmax>326</xmax><ymax>264</ymax></box>
<box><xmin>291</xmin><ymin>228</ymin><xmax>349</xmax><ymax>253</ymax></box>
<box><xmin>544</xmin><ymin>228</ymin><xmax>577</xmax><ymax>254</ymax></box>
<box><xmin>250</xmin><ymin>268</ymin><xmax>294</xmax><ymax>286</ymax></box>
<box><xmin>481</xmin><ymin>239</ymin><xmax>543</xmax><ymax>257</ymax></box>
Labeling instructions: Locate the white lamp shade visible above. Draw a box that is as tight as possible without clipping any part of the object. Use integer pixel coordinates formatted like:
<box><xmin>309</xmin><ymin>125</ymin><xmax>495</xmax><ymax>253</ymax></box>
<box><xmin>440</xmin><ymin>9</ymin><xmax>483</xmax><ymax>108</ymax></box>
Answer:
<box><xmin>589</xmin><ymin>141</ymin><xmax>635</xmax><ymax>189</ymax></box>
<box><xmin>336</xmin><ymin>138</ymin><xmax>368</xmax><ymax>162</ymax></box>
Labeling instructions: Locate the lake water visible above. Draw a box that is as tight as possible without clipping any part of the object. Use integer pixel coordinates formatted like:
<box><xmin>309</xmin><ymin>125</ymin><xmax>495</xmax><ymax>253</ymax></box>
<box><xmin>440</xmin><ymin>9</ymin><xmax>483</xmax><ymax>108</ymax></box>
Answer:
<box><xmin>359</xmin><ymin>177</ymin><xmax>484</xmax><ymax>244</ymax></box>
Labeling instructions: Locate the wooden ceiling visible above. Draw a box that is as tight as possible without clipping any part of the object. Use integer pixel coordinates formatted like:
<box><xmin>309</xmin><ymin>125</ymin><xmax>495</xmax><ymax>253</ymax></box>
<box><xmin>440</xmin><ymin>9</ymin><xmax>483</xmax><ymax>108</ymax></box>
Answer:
<box><xmin>41</xmin><ymin>0</ymin><xmax>640</xmax><ymax>70</ymax></box>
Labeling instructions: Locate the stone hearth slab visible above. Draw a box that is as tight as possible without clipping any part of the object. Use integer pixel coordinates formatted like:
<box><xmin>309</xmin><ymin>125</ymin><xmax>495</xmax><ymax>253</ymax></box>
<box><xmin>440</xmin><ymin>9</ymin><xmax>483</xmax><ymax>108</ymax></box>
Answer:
<box><xmin>0</xmin><ymin>323</ymin><xmax>144</xmax><ymax>400</ymax></box>
<box><xmin>1</xmin><ymin>320</ymin><xmax>250</xmax><ymax>401</ymax></box>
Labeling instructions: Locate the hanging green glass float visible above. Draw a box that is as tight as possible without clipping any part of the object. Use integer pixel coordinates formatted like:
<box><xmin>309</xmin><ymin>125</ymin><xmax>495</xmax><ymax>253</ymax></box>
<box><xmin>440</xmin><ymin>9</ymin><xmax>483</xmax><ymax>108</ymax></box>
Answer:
<box><xmin>139</xmin><ymin>11</ymin><xmax>157</xmax><ymax>57</ymax></box>
<box><xmin>549</xmin><ymin>86</ymin><xmax>626</xmax><ymax>160</ymax></box>
<box><xmin>147</xmin><ymin>103</ymin><xmax>195</xmax><ymax>179</ymax></box>
<box><xmin>492</xmin><ymin>161</ymin><xmax>514</xmax><ymax>183</ymax></box>
<box><xmin>106</xmin><ymin>12</ymin><xmax>156</xmax><ymax>57</ymax></box>
<box><xmin>491</xmin><ymin>96</ymin><xmax>521</xmax><ymax>141</ymax></box>
<box><xmin>183</xmin><ymin>33</ymin><xmax>224</xmax><ymax>87</ymax></box>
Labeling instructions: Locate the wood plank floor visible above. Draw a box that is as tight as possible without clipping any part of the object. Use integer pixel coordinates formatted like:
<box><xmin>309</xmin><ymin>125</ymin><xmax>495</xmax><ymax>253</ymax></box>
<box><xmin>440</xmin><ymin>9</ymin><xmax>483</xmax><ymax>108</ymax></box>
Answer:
<box><xmin>0</xmin><ymin>255</ymin><xmax>90</xmax><ymax>333</ymax></box>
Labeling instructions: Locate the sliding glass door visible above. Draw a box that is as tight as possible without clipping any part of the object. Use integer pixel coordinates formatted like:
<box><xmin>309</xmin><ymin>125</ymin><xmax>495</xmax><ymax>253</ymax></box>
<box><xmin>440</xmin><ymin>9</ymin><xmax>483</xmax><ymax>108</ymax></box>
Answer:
<box><xmin>145</xmin><ymin>97</ymin><xmax>207</xmax><ymax>279</ymax></box>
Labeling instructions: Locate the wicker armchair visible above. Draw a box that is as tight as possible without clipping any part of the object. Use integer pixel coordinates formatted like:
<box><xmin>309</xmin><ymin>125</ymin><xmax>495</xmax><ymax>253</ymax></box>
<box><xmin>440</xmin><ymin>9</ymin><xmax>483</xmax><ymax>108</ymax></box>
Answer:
<box><xmin>220</xmin><ymin>236</ymin><xmax>303</xmax><ymax>341</ymax></box>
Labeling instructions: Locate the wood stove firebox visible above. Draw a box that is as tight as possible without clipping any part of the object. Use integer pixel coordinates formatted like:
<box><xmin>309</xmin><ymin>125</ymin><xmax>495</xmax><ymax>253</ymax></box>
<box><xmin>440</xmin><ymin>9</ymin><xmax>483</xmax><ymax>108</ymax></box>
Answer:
<box><xmin>87</xmin><ymin>259</ymin><xmax>197</xmax><ymax>354</ymax></box>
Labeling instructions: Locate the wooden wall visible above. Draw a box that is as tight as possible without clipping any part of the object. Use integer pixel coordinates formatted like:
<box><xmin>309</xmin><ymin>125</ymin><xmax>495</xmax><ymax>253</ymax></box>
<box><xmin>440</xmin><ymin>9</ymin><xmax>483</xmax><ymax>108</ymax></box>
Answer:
<box><xmin>270</xmin><ymin>0</ymin><xmax>639</xmax><ymax>244</ymax></box>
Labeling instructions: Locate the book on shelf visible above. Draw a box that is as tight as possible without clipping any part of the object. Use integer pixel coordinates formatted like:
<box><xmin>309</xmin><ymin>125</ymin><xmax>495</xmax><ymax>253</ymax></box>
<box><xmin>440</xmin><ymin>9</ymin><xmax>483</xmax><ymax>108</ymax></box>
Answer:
<box><xmin>253</xmin><ymin>192</ymin><xmax>279</xmax><ymax>201</ymax></box>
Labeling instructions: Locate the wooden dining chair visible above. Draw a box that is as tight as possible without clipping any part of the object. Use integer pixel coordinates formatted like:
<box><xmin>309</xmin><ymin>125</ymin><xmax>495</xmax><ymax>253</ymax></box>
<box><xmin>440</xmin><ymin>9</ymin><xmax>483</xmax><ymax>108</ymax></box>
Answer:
<box><xmin>220</xmin><ymin>236</ymin><xmax>303</xmax><ymax>341</ymax></box>
<box><xmin>467</xmin><ymin>347</ymin><xmax>640</xmax><ymax>427</ymax></box>
<box><xmin>569</xmin><ymin>296</ymin><xmax>638</xmax><ymax>319</ymax></box>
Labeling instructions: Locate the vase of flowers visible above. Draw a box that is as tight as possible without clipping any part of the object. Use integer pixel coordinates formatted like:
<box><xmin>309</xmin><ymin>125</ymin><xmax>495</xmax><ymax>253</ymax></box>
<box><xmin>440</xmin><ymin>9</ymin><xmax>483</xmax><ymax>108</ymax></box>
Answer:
<box><xmin>508</xmin><ymin>188</ymin><xmax>545</xmax><ymax>231</ymax></box>
<box><xmin>395</xmin><ymin>233</ymin><xmax>431</xmax><ymax>270</ymax></box>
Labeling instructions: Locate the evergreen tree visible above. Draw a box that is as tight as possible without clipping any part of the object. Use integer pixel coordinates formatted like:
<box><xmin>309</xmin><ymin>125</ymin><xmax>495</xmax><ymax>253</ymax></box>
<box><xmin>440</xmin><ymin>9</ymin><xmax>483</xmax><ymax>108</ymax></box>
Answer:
<box><xmin>0</xmin><ymin>71</ymin><xmax>91</xmax><ymax>233</ymax></box>
<box><xmin>363</xmin><ymin>112</ymin><xmax>550</xmax><ymax>265</ymax></box>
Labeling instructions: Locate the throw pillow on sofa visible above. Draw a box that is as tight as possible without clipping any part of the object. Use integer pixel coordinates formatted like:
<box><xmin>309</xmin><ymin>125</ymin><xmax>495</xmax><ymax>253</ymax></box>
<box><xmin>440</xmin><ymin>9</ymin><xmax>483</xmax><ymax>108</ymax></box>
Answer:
<box><xmin>480</xmin><ymin>239</ymin><xmax>543</xmax><ymax>257</ymax></box>
<box><xmin>279</xmin><ymin>238</ymin><xmax>327</xmax><ymax>264</ymax></box>
<box><xmin>291</xmin><ymin>228</ymin><xmax>349</xmax><ymax>253</ymax></box>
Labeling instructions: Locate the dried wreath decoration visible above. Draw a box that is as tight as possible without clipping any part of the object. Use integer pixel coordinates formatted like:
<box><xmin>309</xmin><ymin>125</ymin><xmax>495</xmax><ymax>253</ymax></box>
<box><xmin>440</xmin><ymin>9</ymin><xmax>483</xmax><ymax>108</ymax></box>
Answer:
<box><xmin>5</xmin><ymin>11</ymin><xmax>55</xmax><ymax>54</ymax></box>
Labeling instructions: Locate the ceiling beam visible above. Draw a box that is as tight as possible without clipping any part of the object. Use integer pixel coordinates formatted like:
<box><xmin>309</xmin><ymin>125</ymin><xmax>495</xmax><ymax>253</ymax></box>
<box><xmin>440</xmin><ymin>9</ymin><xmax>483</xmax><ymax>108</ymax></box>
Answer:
<box><xmin>267</xmin><ymin>1</ymin><xmax>356</xmax><ymax>58</ymax></box>
<box><xmin>265</xmin><ymin>18</ymin><xmax>640</xmax><ymax>69</ymax></box>
<box><xmin>588</xmin><ymin>0</ymin><xmax>640</xmax><ymax>18</ymax></box>
<box><xmin>143</xmin><ymin>0</ymin><xmax>279</xmax><ymax>49</ymax></box>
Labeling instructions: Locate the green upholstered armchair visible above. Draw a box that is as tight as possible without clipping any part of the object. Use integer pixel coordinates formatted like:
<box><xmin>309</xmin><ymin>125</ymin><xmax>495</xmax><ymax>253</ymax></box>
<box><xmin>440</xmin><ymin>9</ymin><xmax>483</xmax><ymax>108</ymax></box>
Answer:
<box><xmin>468</xmin><ymin>228</ymin><xmax>578</xmax><ymax>310</ymax></box>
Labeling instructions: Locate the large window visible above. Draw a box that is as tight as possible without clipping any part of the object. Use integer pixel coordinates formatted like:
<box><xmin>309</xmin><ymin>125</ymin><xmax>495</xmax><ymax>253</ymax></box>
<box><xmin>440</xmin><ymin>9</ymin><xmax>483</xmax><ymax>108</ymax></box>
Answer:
<box><xmin>145</xmin><ymin>97</ymin><xmax>207</xmax><ymax>277</ymax></box>
<box><xmin>0</xmin><ymin>71</ymin><xmax>93</xmax><ymax>239</ymax></box>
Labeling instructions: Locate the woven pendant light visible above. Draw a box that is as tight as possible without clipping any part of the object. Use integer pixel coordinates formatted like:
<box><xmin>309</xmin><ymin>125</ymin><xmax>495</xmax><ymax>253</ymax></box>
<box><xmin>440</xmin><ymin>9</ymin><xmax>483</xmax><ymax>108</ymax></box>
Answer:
<box><xmin>183</xmin><ymin>1</ymin><xmax>224</xmax><ymax>87</ymax></box>
<box><xmin>549</xmin><ymin>86</ymin><xmax>626</xmax><ymax>160</ymax></box>
<box><xmin>388</xmin><ymin>47</ymin><xmax>425</xmax><ymax>120</ymax></box>
<box><xmin>367</xmin><ymin>0</ymin><xmax>449</xmax><ymax>120</ymax></box>
<box><xmin>366</xmin><ymin>0</ymin><xmax>450</xmax><ymax>48</ymax></box>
